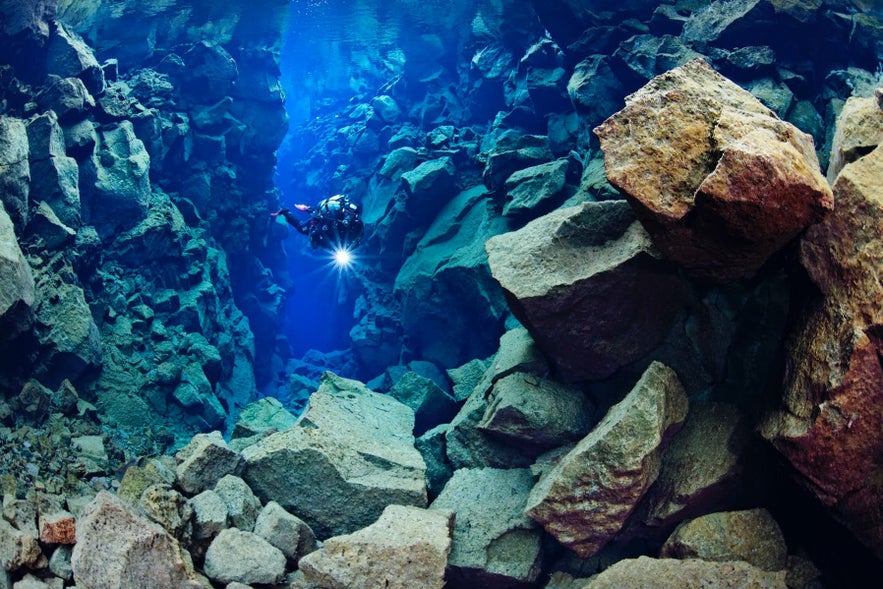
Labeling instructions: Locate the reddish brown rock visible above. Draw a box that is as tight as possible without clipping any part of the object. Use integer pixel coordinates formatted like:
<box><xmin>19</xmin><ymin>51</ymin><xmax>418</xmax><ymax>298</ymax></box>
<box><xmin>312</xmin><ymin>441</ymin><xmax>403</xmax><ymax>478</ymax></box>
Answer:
<box><xmin>39</xmin><ymin>510</ymin><xmax>76</xmax><ymax>545</ymax></box>
<box><xmin>595</xmin><ymin>58</ymin><xmax>832</xmax><ymax>282</ymax></box>
<box><xmin>826</xmin><ymin>94</ymin><xmax>883</xmax><ymax>183</ymax></box>
<box><xmin>761</xmin><ymin>144</ymin><xmax>883</xmax><ymax>558</ymax></box>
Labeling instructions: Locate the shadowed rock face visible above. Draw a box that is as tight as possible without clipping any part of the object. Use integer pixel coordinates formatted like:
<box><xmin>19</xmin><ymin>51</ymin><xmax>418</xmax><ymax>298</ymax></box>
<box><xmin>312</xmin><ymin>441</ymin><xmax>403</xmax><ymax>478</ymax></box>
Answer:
<box><xmin>761</xmin><ymin>143</ymin><xmax>883</xmax><ymax>559</ymax></box>
<box><xmin>486</xmin><ymin>199</ymin><xmax>692</xmax><ymax>382</ymax></box>
<box><xmin>524</xmin><ymin>362</ymin><xmax>688</xmax><ymax>558</ymax></box>
<box><xmin>595</xmin><ymin>59</ymin><xmax>833</xmax><ymax>283</ymax></box>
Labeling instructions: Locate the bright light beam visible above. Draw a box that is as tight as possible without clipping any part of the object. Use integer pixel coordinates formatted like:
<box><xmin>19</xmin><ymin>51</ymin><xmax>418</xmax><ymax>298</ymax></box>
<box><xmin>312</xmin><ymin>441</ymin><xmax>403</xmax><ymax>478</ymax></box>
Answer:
<box><xmin>331</xmin><ymin>246</ymin><xmax>353</xmax><ymax>269</ymax></box>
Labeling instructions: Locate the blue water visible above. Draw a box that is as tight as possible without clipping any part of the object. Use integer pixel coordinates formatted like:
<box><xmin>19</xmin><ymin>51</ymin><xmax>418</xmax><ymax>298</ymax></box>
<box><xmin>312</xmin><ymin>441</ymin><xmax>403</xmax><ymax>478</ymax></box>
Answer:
<box><xmin>276</xmin><ymin>0</ymin><xmax>491</xmax><ymax>359</ymax></box>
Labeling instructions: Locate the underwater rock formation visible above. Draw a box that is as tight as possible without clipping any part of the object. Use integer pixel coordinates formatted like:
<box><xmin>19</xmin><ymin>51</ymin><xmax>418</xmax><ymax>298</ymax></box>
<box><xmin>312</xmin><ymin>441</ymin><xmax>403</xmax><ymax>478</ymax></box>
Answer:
<box><xmin>524</xmin><ymin>362</ymin><xmax>688</xmax><ymax>558</ymax></box>
<box><xmin>595</xmin><ymin>58</ymin><xmax>833</xmax><ymax>282</ymax></box>
<box><xmin>486</xmin><ymin>200</ymin><xmax>692</xmax><ymax>382</ymax></box>
<box><xmin>762</xmin><ymin>140</ymin><xmax>883</xmax><ymax>559</ymax></box>
<box><xmin>295</xmin><ymin>505</ymin><xmax>453</xmax><ymax>589</ymax></box>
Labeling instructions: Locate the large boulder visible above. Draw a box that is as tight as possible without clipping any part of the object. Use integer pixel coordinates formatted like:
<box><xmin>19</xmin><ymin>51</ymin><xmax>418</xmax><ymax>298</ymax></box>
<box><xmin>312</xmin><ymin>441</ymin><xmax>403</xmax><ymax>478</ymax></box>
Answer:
<box><xmin>394</xmin><ymin>185</ymin><xmax>510</xmax><ymax>368</ymax></box>
<box><xmin>583</xmin><ymin>556</ymin><xmax>787</xmax><ymax>589</ymax></box>
<box><xmin>486</xmin><ymin>199</ymin><xmax>692</xmax><ymax>382</ymax></box>
<box><xmin>203</xmin><ymin>528</ymin><xmax>286</xmax><ymax>586</ymax></box>
<box><xmin>595</xmin><ymin>58</ymin><xmax>832</xmax><ymax>282</ymax></box>
<box><xmin>524</xmin><ymin>362</ymin><xmax>688</xmax><ymax>558</ymax></box>
<box><xmin>296</xmin><ymin>505</ymin><xmax>452</xmax><ymax>589</ymax></box>
<box><xmin>242</xmin><ymin>373</ymin><xmax>427</xmax><ymax>538</ymax></box>
<box><xmin>430</xmin><ymin>468</ymin><xmax>543</xmax><ymax>587</ymax></box>
<box><xmin>70</xmin><ymin>491</ymin><xmax>202</xmax><ymax>589</ymax></box>
<box><xmin>26</xmin><ymin>111</ymin><xmax>81</xmax><ymax>229</ymax></box>
<box><xmin>760</xmin><ymin>143</ymin><xmax>883</xmax><ymax>559</ymax></box>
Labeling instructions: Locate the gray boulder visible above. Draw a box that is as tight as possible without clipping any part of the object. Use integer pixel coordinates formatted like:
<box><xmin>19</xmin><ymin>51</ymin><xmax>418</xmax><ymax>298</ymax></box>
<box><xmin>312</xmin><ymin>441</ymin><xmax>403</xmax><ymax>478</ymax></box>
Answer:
<box><xmin>0</xmin><ymin>116</ymin><xmax>30</xmax><ymax>230</ymax></box>
<box><xmin>445</xmin><ymin>328</ymin><xmax>549</xmax><ymax>469</ymax></box>
<box><xmin>0</xmin><ymin>518</ymin><xmax>41</xmax><ymax>572</ymax></box>
<box><xmin>203</xmin><ymin>528</ymin><xmax>286</xmax><ymax>586</ymax></box>
<box><xmin>486</xmin><ymin>200</ymin><xmax>692</xmax><ymax>382</ymax></box>
<box><xmin>447</xmin><ymin>357</ymin><xmax>490</xmax><ymax>402</ymax></box>
<box><xmin>188</xmin><ymin>489</ymin><xmax>229</xmax><ymax>541</ymax></box>
<box><xmin>175</xmin><ymin>431</ymin><xmax>244</xmax><ymax>495</ymax></box>
<box><xmin>297</xmin><ymin>505</ymin><xmax>453</xmax><ymax>589</ymax></box>
<box><xmin>583</xmin><ymin>556</ymin><xmax>787</xmax><ymax>589</ymax></box>
<box><xmin>400</xmin><ymin>156</ymin><xmax>456</xmax><ymax>224</ymax></box>
<box><xmin>214</xmin><ymin>475</ymin><xmax>261</xmax><ymax>532</ymax></box>
<box><xmin>416</xmin><ymin>424</ymin><xmax>453</xmax><ymax>498</ymax></box>
<box><xmin>524</xmin><ymin>362</ymin><xmax>688</xmax><ymax>558</ymax></box>
<box><xmin>431</xmin><ymin>467</ymin><xmax>543</xmax><ymax>587</ymax></box>
<box><xmin>478</xmin><ymin>372</ymin><xmax>595</xmax><ymax>451</ymax></box>
<box><xmin>172</xmin><ymin>363</ymin><xmax>225</xmax><ymax>428</ymax></box>
<box><xmin>25</xmin><ymin>202</ymin><xmax>76</xmax><ymax>250</ymax></box>
<box><xmin>70</xmin><ymin>491</ymin><xmax>201</xmax><ymax>588</ymax></box>
<box><xmin>242</xmin><ymin>372</ymin><xmax>427</xmax><ymax>538</ymax></box>
<box><xmin>253</xmin><ymin>501</ymin><xmax>317</xmax><ymax>566</ymax></box>
<box><xmin>567</xmin><ymin>55</ymin><xmax>625</xmax><ymax>127</ymax></box>
<box><xmin>231</xmin><ymin>396</ymin><xmax>298</xmax><ymax>439</ymax></box>
<box><xmin>660</xmin><ymin>508</ymin><xmax>788</xmax><ymax>572</ymax></box>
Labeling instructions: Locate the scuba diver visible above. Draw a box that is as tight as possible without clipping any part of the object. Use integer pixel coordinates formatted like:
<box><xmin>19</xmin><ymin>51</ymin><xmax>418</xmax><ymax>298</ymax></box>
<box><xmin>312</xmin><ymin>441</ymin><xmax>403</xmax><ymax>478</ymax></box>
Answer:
<box><xmin>273</xmin><ymin>194</ymin><xmax>364</xmax><ymax>252</ymax></box>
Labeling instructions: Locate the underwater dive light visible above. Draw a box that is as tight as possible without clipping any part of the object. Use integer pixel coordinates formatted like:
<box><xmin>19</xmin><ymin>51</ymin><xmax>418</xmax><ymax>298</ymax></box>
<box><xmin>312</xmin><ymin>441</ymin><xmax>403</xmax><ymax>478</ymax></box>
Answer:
<box><xmin>332</xmin><ymin>246</ymin><xmax>353</xmax><ymax>268</ymax></box>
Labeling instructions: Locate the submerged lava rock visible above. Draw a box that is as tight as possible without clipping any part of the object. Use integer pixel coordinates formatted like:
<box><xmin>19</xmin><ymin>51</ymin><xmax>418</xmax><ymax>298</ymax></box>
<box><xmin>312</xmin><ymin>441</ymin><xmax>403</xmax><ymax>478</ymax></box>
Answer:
<box><xmin>761</xmin><ymin>143</ymin><xmax>883</xmax><ymax>559</ymax></box>
<box><xmin>524</xmin><ymin>362</ymin><xmax>688</xmax><ymax>558</ymax></box>
<box><xmin>486</xmin><ymin>199</ymin><xmax>692</xmax><ymax>382</ymax></box>
<box><xmin>296</xmin><ymin>505</ymin><xmax>452</xmax><ymax>589</ymax></box>
<box><xmin>595</xmin><ymin>58</ymin><xmax>832</xmax><ymax>282</ymax></box>
<box><xmin>583</xmin><ymin>556</ymin><xmax>787</xmax><ymax>589</ymax></box>
<box><xmin>242</xmin><ymin>373</ymin><xmax>427</xmax><ymax>539</ymax></box>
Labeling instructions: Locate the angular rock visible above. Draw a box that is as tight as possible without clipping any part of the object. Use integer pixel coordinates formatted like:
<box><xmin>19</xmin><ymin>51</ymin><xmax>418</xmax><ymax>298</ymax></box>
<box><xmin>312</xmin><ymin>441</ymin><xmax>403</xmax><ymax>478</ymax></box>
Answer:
<box><xmin>431</xmin><ymin>468</ymin><xmax>543</xmax><ymax>587</ymax></box>
<box><xmin>394</xmin><ymin>185</ymin><xmax>510</xmax><ymax>368</ymax></box>
<box><xmin>175</xmin><ymin>431</ymin><xmax>244</xmax><ymax>495</ymax></box>
<box><xmin>486</xmin><ymin>200</ymin><xmax>692</xmax><ymax>382</ymax></box>
<box><xmin>583</xmin><ymin>556</ymin><xmax>787</xmax><ymax>589</ymax></box>
<box><xmin>25</xmin><ymin>202</ymin><xmax>76</xmax><ymax>250</ymax></box>
<box><xmin>31</xmin><ymin>260</ymin><xmax>101</xmax><ymax>387</ymax></box>
<box><xmin>826</xmin><ymin>94</ymin><xmax>883</xmax><ymax>183</ymax></box>
<box><xmin>203</xmin><ymin>528</ymin><xmax>286</xmax><ymax>586</ymax></box>
<box><xmin>613</xmin><ymin>34</ymin><xmax>704</xmax><ymax>83</ymax></box>
<box><xmin>502</xmin><ymin>158</ymin><xmax>571</xmax><ymax>219</ymax></box>
<box><xmin>447</xmin><ymin>358</ymin><xmax>489</xmax><ymax>402</ymax></box>
<box><xmin>0</xmin><ymin>116</ymin><xmax>30</xmax><ymax>231</ymax></box>
<box><xmin>70</xmin><ymin>491</ymin><xmax>201</xmax><ymax>588</ymax></box>
<box><xmin>188</xmin><ymin>489</ymin><xmax>229</xmax><ymax>541</ymax></box>
<box><xmin>641</xmin><ymin>402</ymin><xmax>753</xmax><ymax>527</ymax></box>
<box><xmin>242</xmin><ymin>372</ymin><xmax>427</xmax><ymax>538</ymax></box>
<box><xmin>253</xmin><ymin>501</ymin><xmax>317</xmax><ymax>565</ymax></box>
<box><xmin>482</xmin><ymin>130</ymin><xmax>553</xmax><ymax>191</ymax></box>
<box><xmin>524</xmin><ymin>362</ymin><xmax>688</xmax><ymax>558</ymax></box>
<box><xmin>79</xmin><ymin>120</ymin><xmax>151</xmax><ymax>238</ymax></box>
<box><xmin>231</xmin><ymin>396</ymin><xmax>298</xmax><ymax>438</ymax></box>
<box><xmin>214</xmin><ymin>475</ymin><xmax>260</xmax><ymax>532</ymax></box>
<box><xmin>26</xmin><ymin>113</ymin><xmax>81</xmax><ymax>229</ymax></box>
<box><xmin>400</xmin><ymin>156</ymin><xmax>455</xmax><ymax>224</ymax></box>
<box><xmin>595</xmin><ymin>58</ymin><xmax>832</xmax><ymax>282</ymax></box>
<box><xmin>297</xmin><ymin>505</ymin><xmax>452</xmax><ymax>589</ymax></box>
<box><xmin>660</xmin><ymin>508</ymin><xmax>788</xmax><ymax>571</ymax></box>
<box><xmin>0</xmin><ymin>518</ymin><xmax>41</xmax><ymax>572</ymax></box>
<box><xmin>46</xmin><ymin>21</ymin><xmax>105</xmax><ymax>95</ymax></box>
<box><xmin>389</xmin><ymin>371</ymin><xmax>458</xmax><ymax>437</ymax></box>
<box><xmin>682</xmin><ymin>0</ymin><xmax>822</xmax><ymax>47</ymax></box>
<box><xmin>567</xmin><ymin>55</ymin><xmax>625</xmax><ymax>127</ymax></box>
<box><xmin>139</xmin><ymin>484</ymin><xmax>191</xmax><ymax>539</ymax></box>
<box><xmin>35</xmin><ymin>75</ymin><xmax>96</xmax><ymax>122</ymax></box>
<box><xmin>761</xmin><ymin>144</ymin><xmax>883</xmax><ymax>558</ymax></box>
<box><xmin>478</xmin><ymin>372</ymin><xmax>595</xmax><ymax>451</ymax></box>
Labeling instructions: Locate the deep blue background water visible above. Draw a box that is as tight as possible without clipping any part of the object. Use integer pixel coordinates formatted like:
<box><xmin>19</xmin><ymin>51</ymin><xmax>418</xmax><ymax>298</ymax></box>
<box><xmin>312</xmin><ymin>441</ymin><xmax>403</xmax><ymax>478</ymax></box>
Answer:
<box><xmin>275</xmin><ymin>0</ymin><xmax>488</xmax><ymax>359</ymax></box>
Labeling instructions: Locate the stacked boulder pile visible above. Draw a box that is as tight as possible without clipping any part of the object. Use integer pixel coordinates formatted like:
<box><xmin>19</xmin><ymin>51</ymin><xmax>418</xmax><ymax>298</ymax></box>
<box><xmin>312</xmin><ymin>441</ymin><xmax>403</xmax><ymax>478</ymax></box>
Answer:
<box><xmin>2</xmin><ymin>0</ymin><xmax>883</xmax><ymax>587</ymax></box>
